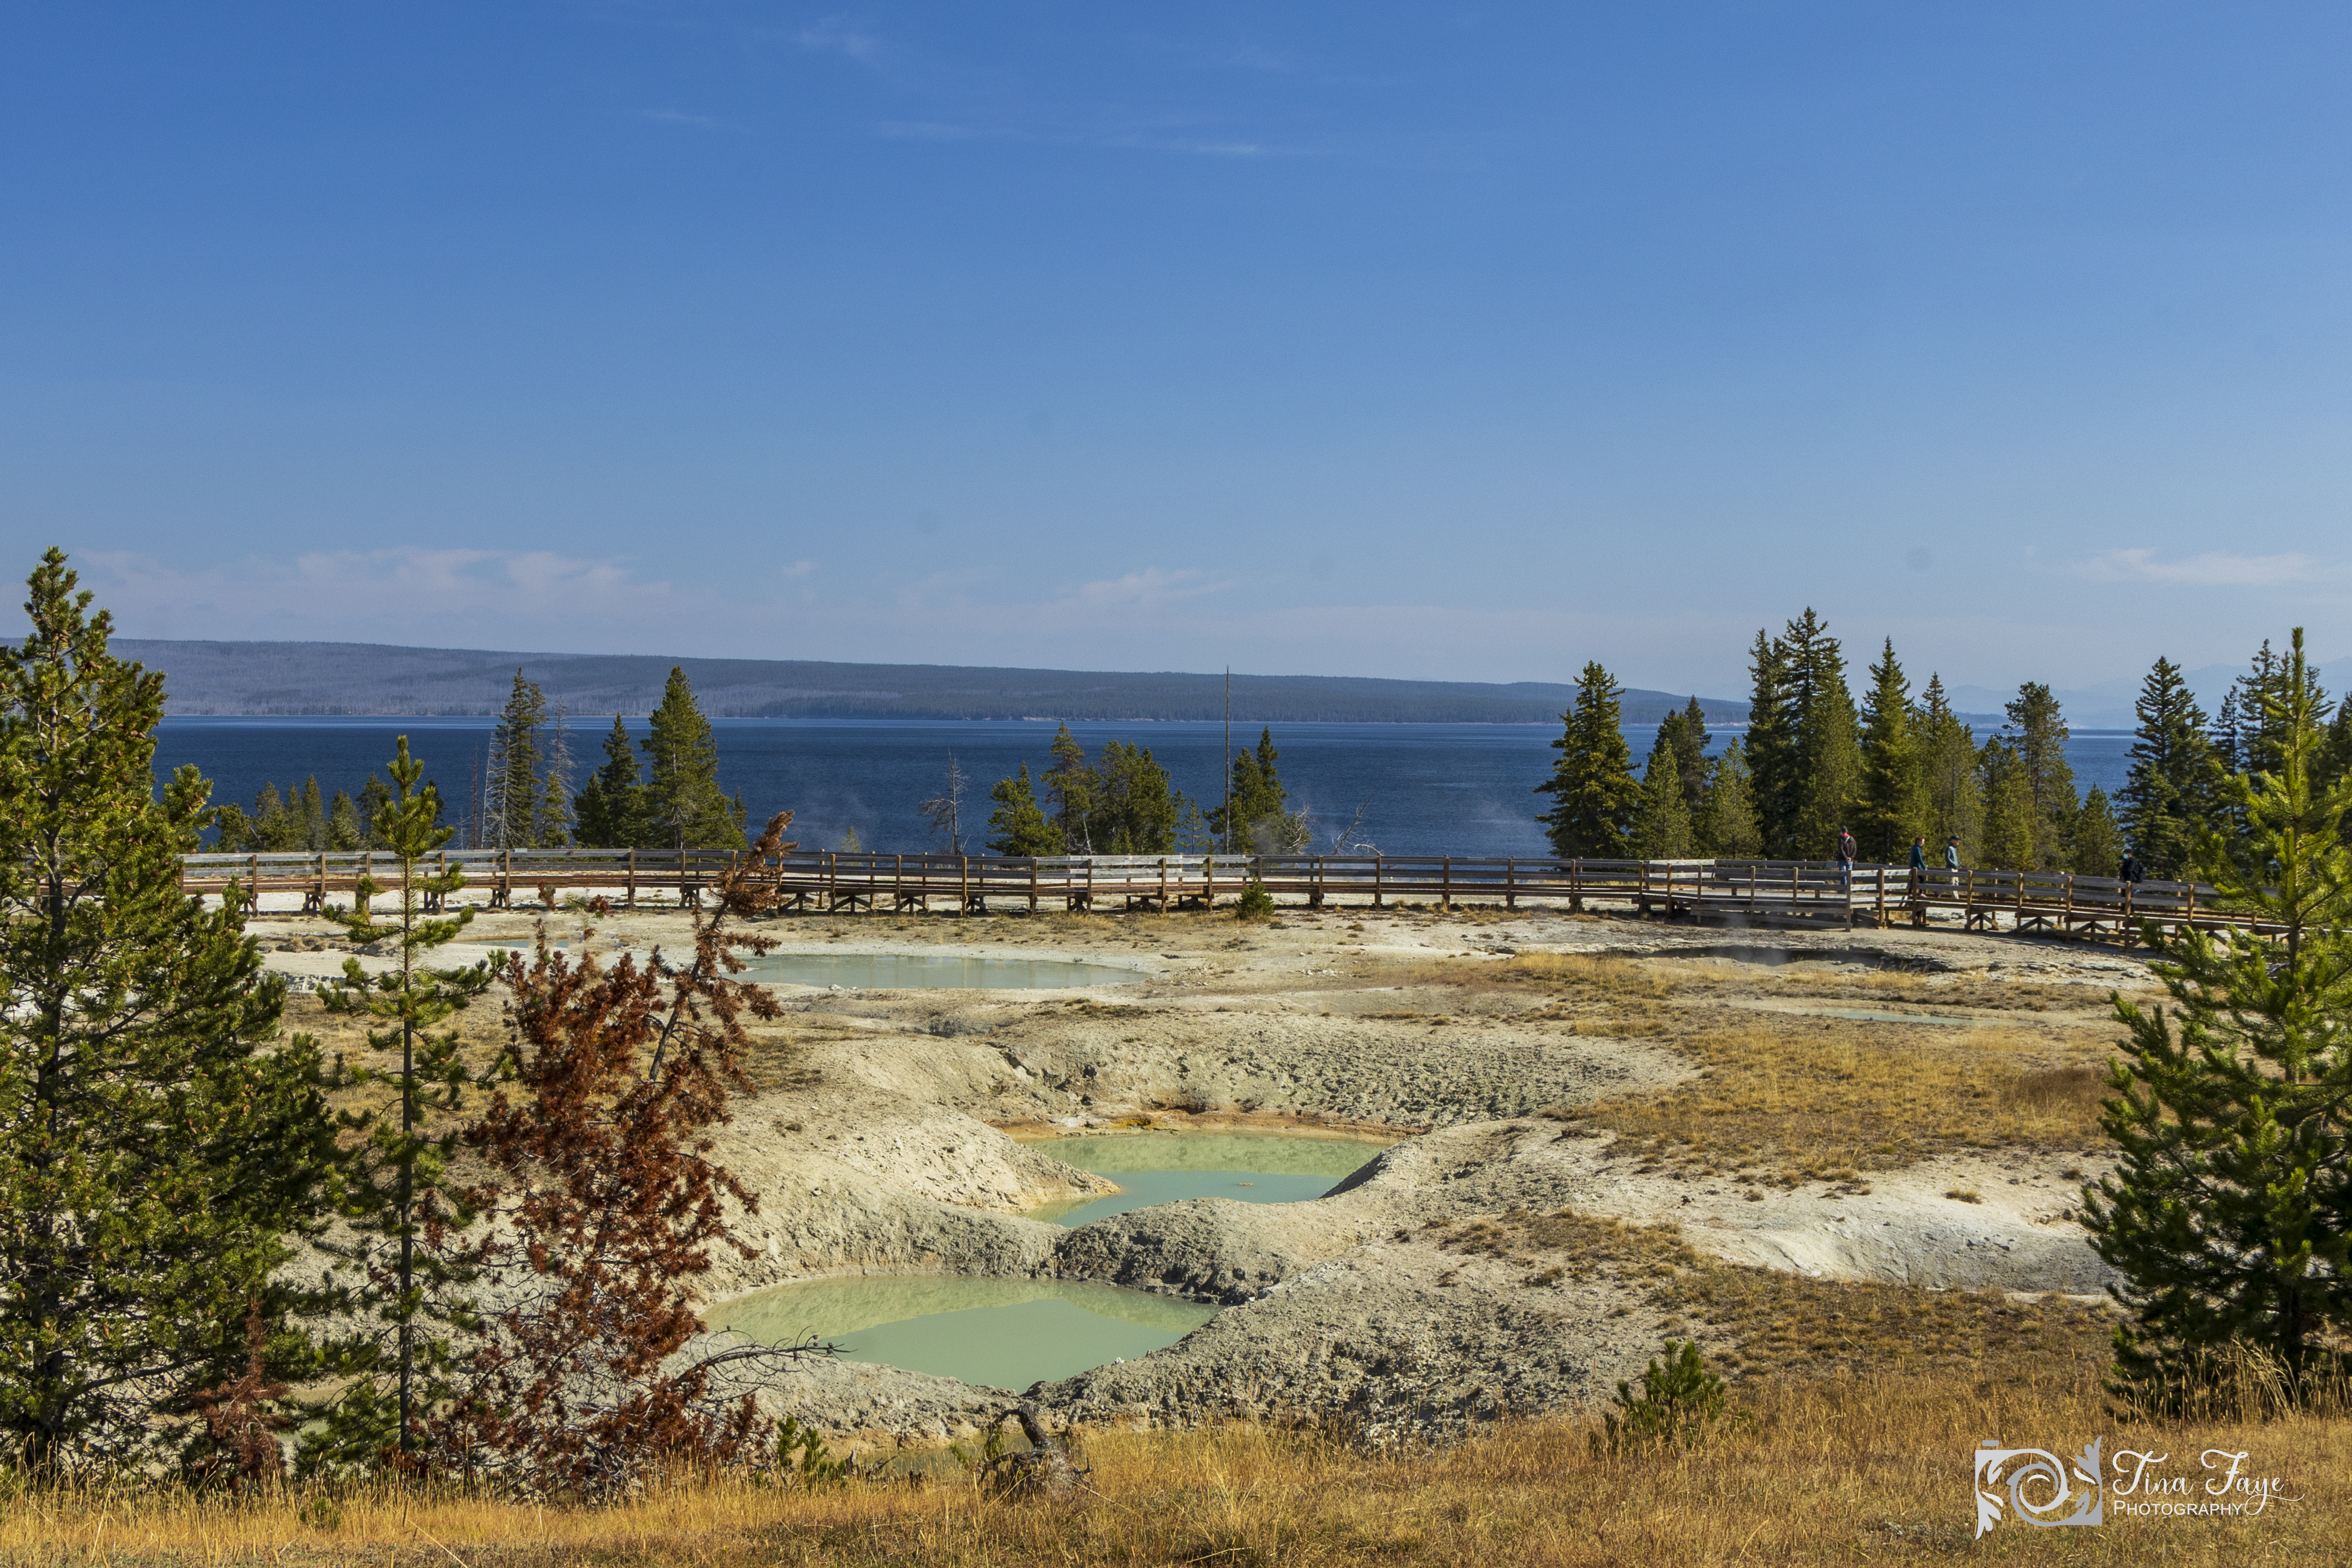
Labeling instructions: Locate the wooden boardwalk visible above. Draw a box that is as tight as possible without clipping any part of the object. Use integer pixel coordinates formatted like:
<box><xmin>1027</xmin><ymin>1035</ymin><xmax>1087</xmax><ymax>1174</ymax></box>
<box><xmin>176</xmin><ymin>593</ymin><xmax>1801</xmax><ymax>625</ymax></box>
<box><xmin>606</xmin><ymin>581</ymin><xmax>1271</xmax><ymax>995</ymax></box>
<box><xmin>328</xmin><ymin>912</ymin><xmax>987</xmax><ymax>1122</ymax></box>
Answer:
<box><xmin>179</xmin><ymin>847</ymin><xmax>2252</xmax><ymax>943</ymax></box>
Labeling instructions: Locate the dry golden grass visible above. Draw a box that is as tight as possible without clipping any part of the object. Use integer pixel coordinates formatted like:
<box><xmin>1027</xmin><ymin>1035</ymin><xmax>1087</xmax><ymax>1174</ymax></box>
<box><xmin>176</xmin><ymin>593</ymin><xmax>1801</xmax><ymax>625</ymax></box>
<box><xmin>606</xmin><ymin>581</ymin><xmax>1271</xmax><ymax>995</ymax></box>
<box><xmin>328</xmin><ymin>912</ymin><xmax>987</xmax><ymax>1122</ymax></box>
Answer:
<box><xmin>11</xmin><ymin>1376</ymin><xmax>2346</xmax><ymax>1565</ymax></box>
<box><xmin>1430</xmin><ymin>1208</ymin><xmax>2118</xmax><ymax>1388</ymax></box>
<box><xmin>1563</xmin><ymin>1019</ymin><xmax>2112</xmax><ymax>1178</ymax></box>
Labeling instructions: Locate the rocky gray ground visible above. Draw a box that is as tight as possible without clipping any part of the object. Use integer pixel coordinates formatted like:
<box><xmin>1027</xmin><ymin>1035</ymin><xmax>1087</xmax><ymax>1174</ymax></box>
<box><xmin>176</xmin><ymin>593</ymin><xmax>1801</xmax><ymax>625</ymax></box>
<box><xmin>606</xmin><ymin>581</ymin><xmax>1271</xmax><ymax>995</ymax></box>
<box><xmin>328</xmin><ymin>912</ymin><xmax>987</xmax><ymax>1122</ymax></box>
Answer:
<box><xmin>261</xmin><ymin>901</ymin><xmax>2149</xmax><ymax>1450</ymax></box>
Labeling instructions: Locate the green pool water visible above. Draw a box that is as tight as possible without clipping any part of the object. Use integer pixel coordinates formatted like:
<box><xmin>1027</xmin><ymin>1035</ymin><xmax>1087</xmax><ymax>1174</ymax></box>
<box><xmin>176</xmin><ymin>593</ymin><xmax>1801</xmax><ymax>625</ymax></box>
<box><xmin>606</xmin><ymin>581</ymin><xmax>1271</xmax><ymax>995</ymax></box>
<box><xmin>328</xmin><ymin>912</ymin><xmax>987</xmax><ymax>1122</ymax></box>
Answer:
<box><xmin>710</xmin><ymin>1276</ymin><xmax>1216</xmax><ymax>1391</ymax></box>
<box><xmin>1026</xmin><ymin>1132</ymin><xmax>1394</xmax><ymax>1226</ymax></box>
<box><xmin>735</xmin><ymin>952</ymin><xmax>1143</xmax><ymax>990</ymax></box>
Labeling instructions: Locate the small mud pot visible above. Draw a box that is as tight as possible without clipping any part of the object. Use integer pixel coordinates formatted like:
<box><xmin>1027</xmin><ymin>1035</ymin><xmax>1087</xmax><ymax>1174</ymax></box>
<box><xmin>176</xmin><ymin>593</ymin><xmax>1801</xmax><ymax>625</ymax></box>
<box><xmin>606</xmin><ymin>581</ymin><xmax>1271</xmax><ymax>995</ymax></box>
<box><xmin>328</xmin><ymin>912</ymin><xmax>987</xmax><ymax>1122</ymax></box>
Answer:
<box><xmin>1026</xmin><ymin>1131</ymin><xmax>1395</xmax><ymax>1226</ymax></box>
<box><xmin>736</xmin><ymin>952</ymin><xmax>1144</xmax><ymax>989</ymax></box>
<box><xmin>711</xmin><ymin>1277</ymin><xmax>1215</xmax><ymax>1392</ymax></box>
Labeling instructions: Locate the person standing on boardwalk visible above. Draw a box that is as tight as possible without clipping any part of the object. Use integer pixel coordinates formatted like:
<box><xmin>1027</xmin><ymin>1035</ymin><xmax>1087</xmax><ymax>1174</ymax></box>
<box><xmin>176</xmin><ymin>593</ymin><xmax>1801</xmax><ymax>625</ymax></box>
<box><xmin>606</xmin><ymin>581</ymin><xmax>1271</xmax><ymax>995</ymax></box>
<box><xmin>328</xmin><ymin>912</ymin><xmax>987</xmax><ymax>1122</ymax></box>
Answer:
<box><xmin>1944</xmin><ymin>835</ymin><xmax>1962</xmax><ymax>891</ymax></box>
<box><xmin>2119</xmin><ymin>848</ymin><xmax>2143</xmax><ymax>885</ymax></box>
<box><xmin>1908</xmin><ymin>835</ymin><xmax>1927</xmax><ymax>895</ymax></box>
<box><xmin>1836</xmin><ymin>826</ymin><xmax>1857</xmax><ymax>890</ymax></box>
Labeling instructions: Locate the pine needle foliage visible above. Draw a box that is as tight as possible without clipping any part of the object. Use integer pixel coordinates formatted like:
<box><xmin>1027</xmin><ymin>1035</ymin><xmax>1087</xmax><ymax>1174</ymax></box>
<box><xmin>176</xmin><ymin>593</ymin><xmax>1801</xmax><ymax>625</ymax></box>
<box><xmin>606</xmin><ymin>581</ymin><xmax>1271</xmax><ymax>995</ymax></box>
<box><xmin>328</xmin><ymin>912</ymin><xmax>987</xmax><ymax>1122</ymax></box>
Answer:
<box><xmin>307</xmin><ymin>738</ymin><xmax>494</xmax><ymax>1473</ymax></box>
<box><xmin>1590</xmin><ymin>1341</ymin><xmax>1734</xmax><ymax>1457</ymax></box>
<box><xmin>2084</xmin><ymin>629</ymin><xmax>2352</xmax><ymax>1407</ymax></box>
<box><xmin>1535</xmin><ymin>662</ymin><xmax>1640</xmax><ymax>859</ymax></box>
<box><xmin>0</xmin><ymin>550</ymin><xmax>338</xmax><ymax>1474</ymax></box>
<box><xmin>985</xmin><ymin>765</ymin><xmax>1063</xmax><ymax>857</ymax></box>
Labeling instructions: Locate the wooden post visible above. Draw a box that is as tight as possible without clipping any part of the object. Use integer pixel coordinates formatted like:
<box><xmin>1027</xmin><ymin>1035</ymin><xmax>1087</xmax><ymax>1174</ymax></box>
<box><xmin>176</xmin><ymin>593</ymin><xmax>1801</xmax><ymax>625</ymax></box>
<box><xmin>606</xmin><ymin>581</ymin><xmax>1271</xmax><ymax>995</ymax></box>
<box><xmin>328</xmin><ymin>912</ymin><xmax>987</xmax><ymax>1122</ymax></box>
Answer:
<box><xmin>1027</xmin><ymin>858</ymin><xmax>1038</xmax><ymax>914</ymax></box>
<box><xmin>1373</xmin><ymin>855</ymin><xmax>1384</xmax><ymax>909</ymax></box>
<box><xmin>1504</xmin><ymin>858</ymin><xmax>1515</xmax><ymax>910</ymax></box>
<box><xmin>626</xmin><ymin>848</ymin><xmax>637</xmax><ymax>907</ymax></box>
<box><xmin>959</xmin><ymin>854</ymin><xmax>970</xmax><ymax>913</ymax></box>
<box><xmin>1205</xmin><ymin>853</ymin><xmax>1216</xmax><ymax>908</ymax></box>
<box><xmin>1158</xmin><ymin>857</ymin><xmax>1169</xmax><ymax>909</ymax></box>
<box><xmin>1441</xmin><ymin>856</ymin><xmax>1451</xmax><ymax>910</ymax></box>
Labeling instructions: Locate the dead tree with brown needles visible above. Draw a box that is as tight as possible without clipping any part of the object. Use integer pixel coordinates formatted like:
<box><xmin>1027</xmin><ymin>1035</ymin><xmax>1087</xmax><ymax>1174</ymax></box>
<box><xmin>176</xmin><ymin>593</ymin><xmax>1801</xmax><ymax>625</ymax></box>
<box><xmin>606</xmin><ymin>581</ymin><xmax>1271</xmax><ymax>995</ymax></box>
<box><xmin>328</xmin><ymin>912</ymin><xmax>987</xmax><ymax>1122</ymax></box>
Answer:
<box><xmin>432</xmin><ymin>813</ymin><xmax>827</xmax><ymax>1494</ymax></box>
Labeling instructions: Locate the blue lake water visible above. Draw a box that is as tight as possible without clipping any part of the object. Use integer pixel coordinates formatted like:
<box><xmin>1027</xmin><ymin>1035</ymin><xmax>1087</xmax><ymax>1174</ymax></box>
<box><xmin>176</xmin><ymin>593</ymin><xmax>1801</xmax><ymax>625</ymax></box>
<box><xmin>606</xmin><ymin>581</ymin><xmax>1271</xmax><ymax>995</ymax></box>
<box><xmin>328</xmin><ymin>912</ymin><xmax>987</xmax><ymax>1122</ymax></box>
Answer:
<box><xmin>153</xmin><ymin>717</ymin><xmax>2138</xmax><ymax>861</ymax></box>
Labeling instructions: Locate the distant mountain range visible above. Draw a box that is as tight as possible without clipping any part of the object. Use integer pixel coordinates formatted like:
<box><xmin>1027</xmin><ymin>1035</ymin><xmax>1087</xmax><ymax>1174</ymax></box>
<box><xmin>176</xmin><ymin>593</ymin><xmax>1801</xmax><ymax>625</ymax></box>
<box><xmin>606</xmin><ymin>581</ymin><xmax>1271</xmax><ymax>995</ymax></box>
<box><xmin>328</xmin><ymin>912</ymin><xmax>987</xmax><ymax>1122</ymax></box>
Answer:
<box><xmin>120</xmin><ymin>640</ymin><xmax>1754</xmax><ymax>726</ymax></box>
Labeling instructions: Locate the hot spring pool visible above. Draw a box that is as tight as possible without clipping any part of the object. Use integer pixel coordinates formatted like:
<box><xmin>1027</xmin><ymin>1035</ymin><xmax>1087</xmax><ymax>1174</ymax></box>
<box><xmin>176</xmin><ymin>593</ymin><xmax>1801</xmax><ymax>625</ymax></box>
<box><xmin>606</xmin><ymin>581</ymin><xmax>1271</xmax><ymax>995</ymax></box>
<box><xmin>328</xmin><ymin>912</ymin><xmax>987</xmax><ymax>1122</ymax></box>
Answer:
<box><xmin>1025</xmin><ymin>1132</ymin><xmax>1395</xmax><ymax>1226</ymax></box>
<box><xmin>711</xmin><ymin>1276</ymin><xmax>1216</xmax><ymax>1391</ymax></box>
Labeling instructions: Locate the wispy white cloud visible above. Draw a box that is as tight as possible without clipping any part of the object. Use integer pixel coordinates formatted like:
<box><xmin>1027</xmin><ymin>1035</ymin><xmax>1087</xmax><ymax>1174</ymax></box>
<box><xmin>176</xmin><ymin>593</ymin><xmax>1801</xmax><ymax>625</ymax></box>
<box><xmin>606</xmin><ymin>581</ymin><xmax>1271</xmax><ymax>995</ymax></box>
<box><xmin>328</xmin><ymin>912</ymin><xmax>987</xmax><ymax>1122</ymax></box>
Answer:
<box><xmin>798</xmin><ymin>18</ymin><xmax>881</xmax><ymax>63</ymax></box>
<box><xmin>639</xmin><ymin>109</ymin><xmax>718</xmax><ymax>129</ymax></box>
<box><xmin>2073</xmin><ymin>548</ymin><xmax>2319</xmax><ymax>589</ymax></box>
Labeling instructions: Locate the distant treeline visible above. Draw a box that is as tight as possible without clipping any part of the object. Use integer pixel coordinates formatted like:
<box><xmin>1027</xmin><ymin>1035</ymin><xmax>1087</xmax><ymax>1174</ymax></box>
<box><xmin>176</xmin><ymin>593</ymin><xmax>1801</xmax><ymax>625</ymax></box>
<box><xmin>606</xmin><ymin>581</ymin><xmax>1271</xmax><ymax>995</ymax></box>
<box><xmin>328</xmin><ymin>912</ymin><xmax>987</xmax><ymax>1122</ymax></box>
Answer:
<box><xmin>122</xmin><ymin>638</ymin><xmax>1749</xmax><ymax>725</ymax></box>
<box><xmin>1538</xmin><ymin>609</ymin><xmax>2352</xmax><ymax>878</ymax></box>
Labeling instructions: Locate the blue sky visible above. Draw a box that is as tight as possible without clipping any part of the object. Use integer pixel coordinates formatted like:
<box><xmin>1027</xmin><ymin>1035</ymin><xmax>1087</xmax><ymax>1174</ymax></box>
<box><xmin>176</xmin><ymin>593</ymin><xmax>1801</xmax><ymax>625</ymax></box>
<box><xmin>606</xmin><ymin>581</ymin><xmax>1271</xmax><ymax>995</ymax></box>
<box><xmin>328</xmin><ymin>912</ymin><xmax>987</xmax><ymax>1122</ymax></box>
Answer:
<box><xmin>4</xmin><ymin>3</ymin><xmax>2348</xmax><ymax>703</ymax></box>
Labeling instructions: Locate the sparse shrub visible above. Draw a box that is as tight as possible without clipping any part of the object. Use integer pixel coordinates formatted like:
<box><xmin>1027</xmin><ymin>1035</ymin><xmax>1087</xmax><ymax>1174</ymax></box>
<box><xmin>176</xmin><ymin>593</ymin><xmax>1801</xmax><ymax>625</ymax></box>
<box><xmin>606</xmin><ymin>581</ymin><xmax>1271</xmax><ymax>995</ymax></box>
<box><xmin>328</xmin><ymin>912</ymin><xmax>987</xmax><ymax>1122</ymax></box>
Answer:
<box><xmin>1590</xmin><ymin>1340</ymin><xmax>1734</xmax><ymax>1457</ymax></box>
<box><xmin>774</xmin><ymin>1416</ymin><xmax>849</xmax><ymax>1490</ymax></box>
<box><xmin>1233</xmin><ymin>877</ymin><xmax>1276</xmax><ymax>922</ymax></box>
<box><xmin>1946</xmin><ymin>1188</ymin><xmax>1982</xmax><ymax>1203</ymax></box>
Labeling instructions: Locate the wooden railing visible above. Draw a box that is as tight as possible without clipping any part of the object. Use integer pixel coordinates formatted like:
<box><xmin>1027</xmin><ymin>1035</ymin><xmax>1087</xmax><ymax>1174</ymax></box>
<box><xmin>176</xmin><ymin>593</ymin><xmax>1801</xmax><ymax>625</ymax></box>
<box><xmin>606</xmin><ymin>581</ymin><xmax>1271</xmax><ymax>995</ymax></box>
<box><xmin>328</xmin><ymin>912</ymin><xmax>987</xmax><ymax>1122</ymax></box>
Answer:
<box><xmin>178</xmin><ymin>847</ymin><xmax>2253</xmax><ymax>942</ymax></box>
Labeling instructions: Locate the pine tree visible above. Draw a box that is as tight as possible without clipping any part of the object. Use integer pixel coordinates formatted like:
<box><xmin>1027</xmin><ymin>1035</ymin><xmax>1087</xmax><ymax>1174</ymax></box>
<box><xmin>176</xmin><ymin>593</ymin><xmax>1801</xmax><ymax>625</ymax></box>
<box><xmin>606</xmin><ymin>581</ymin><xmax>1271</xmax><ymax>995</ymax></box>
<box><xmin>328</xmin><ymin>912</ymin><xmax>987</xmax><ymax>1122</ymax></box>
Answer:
<box><xmin>0</xmin><ymin>550</ymin><xmax>338</xmax><ymax>1471</ymax></box>
<box><xmin>1782</xmin><ymin>610</ymin><xmax>1863</xmax><ymax>859</ymax></box>
<box><xmin>252</xmin><ymin>783</ymin><xmax>296</xmax><ymax>851</ymax></box>
<box><xmin>1977</xmin><ymin>739</ymin><xmax>2036</xmax><ymax>871</ymax></box>
<box><xmin>1918</xmin><ymin>675</ymin><xmax>1982</xmax><ymax>862</ymax></box>
<box><xmin>1858</xmin><ymin>638</ymin><xmax>1923</xmax><ymax>862</ymax></box>
<box><xmin>357</xmin><ymin>775</ymin><xmax>392</xmax><ymax>849</ymax></box>
<box><xmin>1651</xmin><ymin>699</ymin><xmax>1710</xmax><ymax>819</ymax></box>
<box><xmin>1698</xmin><ymin>739</ymin><xmax>1762</xmax><ymax>857</ymax></box>
<box><xmin>1743</xmin><ymin>630</ymin><xmax>1797</xmax><ymax>855</ymax></box>
<box><xmin>1209</xmin><ymin>728</ymin><xmax>1306</xmax><ymax>853</ymax></box>
<box><xmin>1042</xmin><ymin>725</ymin><xmax>1096</xmax><ymax>855</ymax></box>
<box><xmin>1632</xmin><ymin>731</ymin><xmax>1695</xmax><ymax>858</ymax></box>
<box><xmin>1092</xmin><ymin>742</ymin><xmax>1186</xmax><ymax>854</ymax></box>
<box><xmin>2086</xmin><ymin>629</ymin><xmax>2352</xmax><ymax>1404</ymax></box>
<box><xmin>485</xmin><ymin>671</ymin><xmax>548</xmax><ymax>851</ymax></box>
<box><xmin>2121</xmin><ymin>658</ymin><xmax>2218</xmax><ymax>879</ymax></box>
<box><xmin>985</xmin><ymin>765</ymin><xmax>1063</xmax><ymax>856</ymax></box>
<box><xmin>307</xmin><ymin>738</ymin><xmax>494</xmax><ymax>1471</ymax></box>
<box><xmin>1534</xmin><ymin>662</ymin><xmax>1641</xmax><ymax>858</ymax></box>
<box><xmin>571</xmin><ymin>717</ymin><xmax>649</xmax><ymax>850</ymax></box>
<box><xmin>326</xmin><ymin>790</ymin><xmax>362</xmax><ymax>851</ymax></box>
<box><xmin>2004</xmin><ymin>683</ymin><xmax>2078</xmax><ymax>870</ymax></box>
<box><xmin>2070</xmin><ymin>785</ymin><xmax>2123</xmax><ymax>876</ymax></box>
<box><xmin>299</xmin><ymin>777</ymin><xmax>327</xmax><ymax>851</ymax></box>
<box><xmin>642</xmin><ymin>669</ymin><xmax>743</xmax><ymax>851</ymax></box>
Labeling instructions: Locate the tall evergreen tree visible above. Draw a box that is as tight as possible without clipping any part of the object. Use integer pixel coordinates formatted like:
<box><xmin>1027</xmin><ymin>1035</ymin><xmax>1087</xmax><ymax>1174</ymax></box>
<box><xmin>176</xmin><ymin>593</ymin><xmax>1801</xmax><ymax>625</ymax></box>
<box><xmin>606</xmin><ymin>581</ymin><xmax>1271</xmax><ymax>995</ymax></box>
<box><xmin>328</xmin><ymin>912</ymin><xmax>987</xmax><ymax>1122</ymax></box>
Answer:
<box><xmin>2120</xmin><ymin>658</ymin><xmax>2218</xmax><ymax>879</ymax></box>
<box><xmin>1977</xmin><ymin>739</ymin><xmax>2036</xmax><ymax>871</ymax></box>
<box><xmin>1534</xmin><ymin>662</ymin><xmax>1641</xmax><ymax>858</ymax></box>
<box><xmin>1782</xmin><ymin>610</ymin><xmax>1863</xmax><ymax>858</ymax></box>
<box><xmin>357</xmin><ymin>775</ymin><xmax>392</xmax><ymax>849</ymax></box>
<box><xmin>1632</xmin><ymin>731</ymin><xmax>1695</xmax><ymax>858</ymax></box>
<box><xmin>309</xmin><ymin>739</ymin><xmax>494</xmax><ymax>1470</ymax></box>
<box><xmin>1918</xmin><ymin>675</ymin><xmax>1982</xmax><ymax>862</ymax></box>
<box><xmin>1743</xmin><ymin>630</ymin><xmax>1797</xmax><ymax>855</ymax></box>
<box><xmin>570</xmin><ymin>717</ymin><xmax>650</xmax><ymax>850</ymax></box>
<box><xmin>1209</xmin><ymin>728</ymin><xmax>1306</xmax><ymax>853</ymax></box>
<box><xmin>1092</xmin><ymin>742</ymin><xmax>1187</xmax><ymax>854</ymax></box>
<box><xmin>2070</xmin><ymin>785</ymin><xmax>2123</xmax><ymax>877</ymax></box>
<box><xmin>1857</xmin><ymin>638</ymin><xmax>1924</xmax><ymax>862</ymax></box>
<box><xmin>1698</xmin><ymin>739</ymin><xmax>1762</xmax><ymax>857</ymax></box>
<box><xmin>327</xmin><ymin>790</ymin><xmax>362</xmax><ymax>851</ymax></box>
<box><xmin>485</xmin><ymin>671</ymin><xmax>561</xmax><ymax>850</ymax></box>
<box><xmin>1042</xmin><ymin>725</ymin><xmax>1096</xmax><ymax>855</ymax></box>
<box><xmin>641</xmin><ymin>669</ymin><xmax>743</xmax><ymax>851</ymax></box>
<box><xmin>0</xmin><ymin>550</ymin><xmax>338</xmax><ymax>1471</ymax></box>
<box><xmin>985</xmin><ymin>765</ymin><xmax>1063</xmax><ymax>856</ymax></box>
<box><xmin>1653</xmin><ymin>699</ymin><xmax>1711</xmax><ymax>819</ymax></box>
<box><xmin>2004</xmin><ymin>682</ymin><xmax>2078</xmax><ymax>870</ymax></box>
<box><xmin>299</xmin><ymin>777</ymin><xmax>327</xmax><ymax>851</ymax></box>
<box><xmin>2086</xmin><ymin>629</ymin><xmax>2352</xmax><ymax>1404</ymax></box>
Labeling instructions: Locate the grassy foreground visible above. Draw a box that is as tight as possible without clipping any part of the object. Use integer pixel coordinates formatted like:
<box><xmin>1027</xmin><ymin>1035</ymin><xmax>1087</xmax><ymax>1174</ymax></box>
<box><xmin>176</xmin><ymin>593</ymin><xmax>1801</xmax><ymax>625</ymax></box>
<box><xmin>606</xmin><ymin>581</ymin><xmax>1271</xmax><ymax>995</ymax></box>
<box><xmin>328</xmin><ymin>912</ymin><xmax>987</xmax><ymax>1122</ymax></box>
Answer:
<box><xmin>10</xmin><ymin>1375</ymin><xmax>2344</xmax><ymax>1565</ymax></box>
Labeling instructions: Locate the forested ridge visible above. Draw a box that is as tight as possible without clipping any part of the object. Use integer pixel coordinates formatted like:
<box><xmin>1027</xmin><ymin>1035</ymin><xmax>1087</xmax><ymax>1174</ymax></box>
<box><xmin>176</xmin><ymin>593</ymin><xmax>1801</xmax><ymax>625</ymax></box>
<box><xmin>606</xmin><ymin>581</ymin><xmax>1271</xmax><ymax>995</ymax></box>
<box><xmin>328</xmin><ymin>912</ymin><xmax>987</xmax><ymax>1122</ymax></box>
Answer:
<box><xmin>119</xmin><ymin>638</ymin><xmax>1746</xmax><ymax>725</ymax></box>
